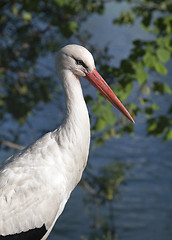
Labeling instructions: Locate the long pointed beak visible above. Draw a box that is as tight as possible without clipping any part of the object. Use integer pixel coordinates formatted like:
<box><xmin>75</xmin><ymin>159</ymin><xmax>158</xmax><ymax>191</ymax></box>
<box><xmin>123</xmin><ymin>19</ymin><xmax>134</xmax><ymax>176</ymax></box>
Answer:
<box><xmin>84</xmin><ymin>68</ymin><xmax>135</xmax><ymax>124</ymax></box>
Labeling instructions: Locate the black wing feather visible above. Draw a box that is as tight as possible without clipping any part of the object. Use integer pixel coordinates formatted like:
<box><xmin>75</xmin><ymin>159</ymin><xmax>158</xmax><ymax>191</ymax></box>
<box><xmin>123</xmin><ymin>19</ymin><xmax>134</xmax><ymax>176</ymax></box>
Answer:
<box><xmin>0</xmin><ymin>224</ymin><xmax>47</xmax><ymax>240</ymax></box>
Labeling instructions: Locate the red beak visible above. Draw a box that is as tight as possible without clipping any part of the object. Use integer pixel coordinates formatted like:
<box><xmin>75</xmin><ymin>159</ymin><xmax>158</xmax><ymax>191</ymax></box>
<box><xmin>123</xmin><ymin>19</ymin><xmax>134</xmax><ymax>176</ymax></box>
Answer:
<box><xmin>84</xmin><ymin>68</ymin><xmax>135</xmax><ymax>124</ymax></box>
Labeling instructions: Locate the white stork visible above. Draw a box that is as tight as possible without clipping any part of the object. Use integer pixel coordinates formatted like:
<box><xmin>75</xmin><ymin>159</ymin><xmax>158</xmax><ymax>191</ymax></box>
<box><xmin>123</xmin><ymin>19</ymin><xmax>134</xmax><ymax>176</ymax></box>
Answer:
<box><xmin>0</xmin><ymin>44</ymin><xmax>134</xmax><ymax>240</ymax></box>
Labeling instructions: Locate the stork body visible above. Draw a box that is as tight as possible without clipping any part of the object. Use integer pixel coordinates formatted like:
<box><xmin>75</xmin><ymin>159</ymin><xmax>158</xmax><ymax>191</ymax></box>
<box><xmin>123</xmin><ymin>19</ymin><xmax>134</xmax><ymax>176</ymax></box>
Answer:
<box><xmin>0</xmin><ymin>45</ymin><xmax>134</xmax><ymax>240</ymax></box>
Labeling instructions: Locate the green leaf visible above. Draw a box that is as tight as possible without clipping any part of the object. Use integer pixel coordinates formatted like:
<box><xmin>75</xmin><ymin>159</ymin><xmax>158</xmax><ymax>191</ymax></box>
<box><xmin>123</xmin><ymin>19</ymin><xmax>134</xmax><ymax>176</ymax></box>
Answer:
<box><xmin>134</xmin><ymin>62</ymin><xmax>148</xmax><ymax>84</ymax></box>
<box><xmin>129</xmin><ymin>103</ymin><xmax>141</xmax><ymax>115</ymax></box>
<box><xmin>113</xmin><ymin>82</ymin><xmax>133</xmax><ymax>101</ymax></box>
<box><xmin>156</xmin><ymin>36</ymin><xmax>172</xmax><ymax>51</ymax></box>
<box><xmin>125</xmin><ymin>82</ymin><xmax>133</xmax><ymax>95</ymax></box>
<box><xmin>95</xmin><ymin>118</ymin><xmax>107</xmax><ymax>131</ymax></box>
<box><xmin>164</xmin><ymin>129</ymin><xmax>172</xmax><ymax>140</ymax></box>
<box><xmin>157</xmin><ymin>48</ymin><xmax>170</xmax><ymax>63</ymax></box>
<box><xmin>164</xmin><ymin>36</ymin><xmax>172</xmax><ymax>51</ymax></box>
<box><xmin>58</xmin><ymin>20</ymin><xmax>78</xmax><ymax>38</ymax></box>
<box><xmin>153</xmin><ymin>82</ymin><xmax>172</xmax><ymax>95</ymax></box>
<box><xmin>147</xmin><ymin>120</ymin><xmax>157</xmax><ymax>132</ymax></box>
<box><xmin>92</xmin><ymin>101</ymin><xmax>106</xmax><ymax>116</ymax></box>
<box><xmin>22</xmin><ymin>12</ymin><xmax>32</xmax><ymax>22</ymax></box>
<box><xmin>147</xmin><ymin>116</ymin><xmax>170</xmax><ymax>137</ymax></box>
<box><xmin>143</xmin><ymin>53</ymin><xmax>155</xmax><ymax>68</ymax></box>
<box><xmin>154</xmin><ymin>61</ymin><xmax>168</xmax><ymax>75</ymax></box>
<box><xmin>102</xmin><ymin>104</ymin><xmax>116</xmax><ymax>126</ymax></box>
<box><xmin>68</xmin><ymin>21</ymin><xmax>78</xmax><ymax>32</ymax></box>
<box><xmin>20</xmin><ymin>86</ymin><xmax>28</xmax><ymax>95</ymax></box>
<box><xmin>113</xmin><ymin>11</ymin><xmax>135</xmax><ymax>25</ymax></box>
<box><xmin>140</xmin><ymin>11</ymin><xmax>152</xmax><ymax>32</ymax></box>
<box><xmin>163</xmin><ymin>84</ymin><xmax>172</xmax><ymax>94</ymax></box>
<box><xmin>152</xmin><ymin>103</ymin><xmax>160</xmax><ymax>111</ymax></box>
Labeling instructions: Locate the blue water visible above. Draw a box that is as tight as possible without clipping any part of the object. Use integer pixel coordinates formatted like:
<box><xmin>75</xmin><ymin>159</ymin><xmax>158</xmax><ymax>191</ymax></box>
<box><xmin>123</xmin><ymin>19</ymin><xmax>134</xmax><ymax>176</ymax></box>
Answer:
<box><xmin>1</xmin><ymin>2</ymin><xmax>172</xmax><ymax>240</ymax></box>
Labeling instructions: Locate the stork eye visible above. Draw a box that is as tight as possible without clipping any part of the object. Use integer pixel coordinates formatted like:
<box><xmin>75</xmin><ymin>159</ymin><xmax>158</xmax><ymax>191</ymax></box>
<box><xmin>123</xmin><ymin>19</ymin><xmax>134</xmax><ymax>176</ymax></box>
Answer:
<box><xmin>74</xmin><ymin>58</ymin><xmax>88</xmax><ymax>69</ymax></box>
<box><xmin>75</xmin><ymin>59</ymin><xmax>82</xmax><ymax>65</ymax></box>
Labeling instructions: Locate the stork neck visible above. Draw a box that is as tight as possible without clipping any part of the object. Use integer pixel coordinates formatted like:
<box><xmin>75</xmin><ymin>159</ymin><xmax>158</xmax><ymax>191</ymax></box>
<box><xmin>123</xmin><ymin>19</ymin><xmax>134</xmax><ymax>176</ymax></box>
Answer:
<box><xmin>61</xmin><ymin>70</ymin><xmax>87</xmax><ymax>121</ymax></box>
<box><xmin>52</xmin><ymin>69</ymin><xmax>91</xmax><ymax>187</ymax></box>
<box><xmin>58</xmin><ymin>69</ymin><xmax>90</xmax><ymax>142</ymax></box>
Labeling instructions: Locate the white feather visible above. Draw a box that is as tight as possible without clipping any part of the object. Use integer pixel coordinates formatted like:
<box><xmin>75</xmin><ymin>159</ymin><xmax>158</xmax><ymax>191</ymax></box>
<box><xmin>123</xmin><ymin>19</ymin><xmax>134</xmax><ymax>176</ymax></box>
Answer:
<box><xmin>0</xmin><ymin>44</ymin><xmax>132</xmax><ymax>239</ymax></box>
<box><xmin>0</xmin><ymin>45</ymin><xmax>91</xmax><ymax>238</ymax></box>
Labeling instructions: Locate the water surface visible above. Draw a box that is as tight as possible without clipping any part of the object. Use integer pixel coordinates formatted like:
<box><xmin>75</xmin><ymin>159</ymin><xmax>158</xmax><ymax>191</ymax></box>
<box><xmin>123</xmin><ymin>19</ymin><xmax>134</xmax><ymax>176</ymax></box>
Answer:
<box><xmin>1</xmin><ymin>2</ymin><xmax>172</xmax><ymax>240</ymax></box>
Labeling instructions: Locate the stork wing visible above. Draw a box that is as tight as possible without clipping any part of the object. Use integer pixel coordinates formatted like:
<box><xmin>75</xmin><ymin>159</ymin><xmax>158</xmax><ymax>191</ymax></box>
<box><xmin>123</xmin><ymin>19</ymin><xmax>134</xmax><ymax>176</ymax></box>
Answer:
<box><xmin>0</xmin><ymin>133</ymin><xmax>69</xmax><ymax>239</ymax></box>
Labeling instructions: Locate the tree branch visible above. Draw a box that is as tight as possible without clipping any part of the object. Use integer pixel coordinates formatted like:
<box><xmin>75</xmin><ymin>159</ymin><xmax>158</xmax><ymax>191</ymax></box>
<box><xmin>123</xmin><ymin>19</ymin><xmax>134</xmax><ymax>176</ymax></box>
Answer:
<box><xmin>0</xmin><ymin>140</ymin><xmax>24</xmax><ymax>150</ymax></box>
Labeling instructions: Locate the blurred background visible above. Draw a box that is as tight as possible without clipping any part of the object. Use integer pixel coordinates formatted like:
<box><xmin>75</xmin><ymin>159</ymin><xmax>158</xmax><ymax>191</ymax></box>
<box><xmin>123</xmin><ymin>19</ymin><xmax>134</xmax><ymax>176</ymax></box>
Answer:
<box><xmin>0</xmin><ymin>0</ymin><xmax>172</xmax><ymax>239</ymax></box>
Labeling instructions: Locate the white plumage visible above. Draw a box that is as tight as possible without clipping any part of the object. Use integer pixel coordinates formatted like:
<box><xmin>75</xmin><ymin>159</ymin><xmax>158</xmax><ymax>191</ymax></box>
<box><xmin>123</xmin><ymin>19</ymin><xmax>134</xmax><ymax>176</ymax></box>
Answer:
<box><xmin>0</xmin><ymin>44</ymin><xmax>134</xmax><ymax>240</ymax></box>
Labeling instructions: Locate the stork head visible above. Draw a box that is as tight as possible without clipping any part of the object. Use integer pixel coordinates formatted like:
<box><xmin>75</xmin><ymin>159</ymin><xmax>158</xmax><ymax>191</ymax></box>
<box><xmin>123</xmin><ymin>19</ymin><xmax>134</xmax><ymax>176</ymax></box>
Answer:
<box><xmin>56</xmin><ymin>44</ymin><xmax>135</xmax><ymax>124</ymax></box>
<box><xmin>56</xmin><ymin>44</ymin><xmax>95</xmax><ymax>77</ymax></box>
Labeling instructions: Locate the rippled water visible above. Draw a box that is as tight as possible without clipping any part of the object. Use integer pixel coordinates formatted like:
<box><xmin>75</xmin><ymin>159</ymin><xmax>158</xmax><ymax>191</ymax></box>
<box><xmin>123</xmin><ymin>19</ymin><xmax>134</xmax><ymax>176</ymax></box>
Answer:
<box><xmin>49</xmin><ymin>122</ymin><xmax>172</xmax><ymax>240</ymax></box>
<box><xmin>1</xmin><ymin>2</ymin><xmax>172</xmax><ymax>240</ymax></box>
<box><xmin>52</xmin><ymin>2</ymin><xmax>172</xmax><ymax>239</ymax></box>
